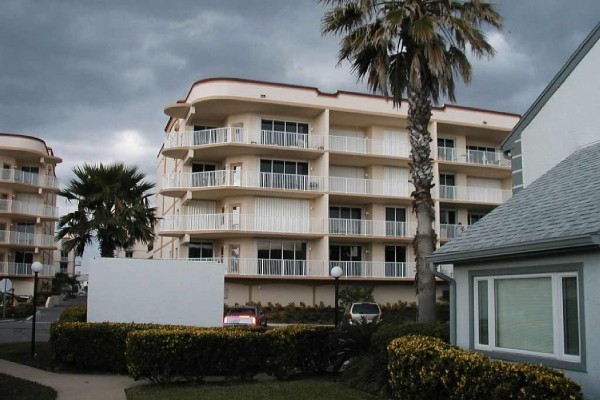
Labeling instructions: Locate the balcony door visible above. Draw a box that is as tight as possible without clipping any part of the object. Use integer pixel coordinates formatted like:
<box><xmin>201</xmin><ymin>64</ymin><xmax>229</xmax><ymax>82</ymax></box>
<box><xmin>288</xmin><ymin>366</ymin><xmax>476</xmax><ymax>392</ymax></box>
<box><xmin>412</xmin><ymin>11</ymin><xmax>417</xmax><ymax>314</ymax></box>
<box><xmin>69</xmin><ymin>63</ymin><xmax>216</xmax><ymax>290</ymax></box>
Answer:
<box><xmin>229</xmin><ymin>245</ymin><xmax>240</xmax><ymax>274</ymax></box>
<box><xmin>439</xmin><ymin>174</ymin><xmax>456</xmax><ymax>199</ymax></box>
<box><xmin>330</xmin><ymin>244</ymin><xmax>362</xmax><ymax>276</ymax></box>
<box><xmin>257</xmin><ymin>240</ymin><xmax>307</xmax><ymax>276</ymax></box>
<box><xmin>260</xmin><ymin>159</ymin><xmax>308</xmax><ymax>190</ymax></box>
<box><xmin>385</xmin><ymin>207</ymin><xmax>406</xmax><ymax>236</ymax></box>
<box><xmin>385</xmin><ymin>245</ymin><xmax>407</xmax><ymax>277</ymax></box>
<box><xmin>440</xmin><ymin>210</ymin><xmax>457</xmax><ymax>238</ymax></box>
<box><xmin>191</xmin><ymin>163</ymin><xmax>217</xmax><ymax>187</ymax></box>
<box><xmin>192</xmin><ymin>125</ymin><xmax>218</xmax><ymax>145</ymax></box>
<box><xmin>437</xmin><ymin>138</ymin><xmax>455</xmax><ymax>161</ymax></box>
<box><xmin>14</xmin><ymin>250</ymin><xmax>33</xmax><ymax>266</ymax></box>
<box><xmin>0</xmin><ymin>193</ymin><xmax>7</xmax><ymax>211</ymax></box>
<box><xmin>329</xmin><ymin>206</ymin><xmax>361</xmax><ymax>234</ymax></box>
<box><xmin>261</xmin><ymin>119</ymin><xmax>309</xmax><ymax>148</ymax></box>
<box><xmin>189</xmin><ymin>242</ymin><xmax>214</xmax><ymax>260</ymax></box>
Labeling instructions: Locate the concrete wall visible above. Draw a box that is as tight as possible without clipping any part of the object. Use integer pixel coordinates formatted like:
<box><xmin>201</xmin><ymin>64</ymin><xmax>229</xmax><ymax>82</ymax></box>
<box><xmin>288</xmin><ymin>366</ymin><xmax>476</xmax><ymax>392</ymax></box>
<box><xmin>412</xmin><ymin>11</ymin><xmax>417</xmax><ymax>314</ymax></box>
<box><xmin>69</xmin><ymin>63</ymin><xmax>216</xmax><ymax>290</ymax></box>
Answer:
<box><xmin>454</xmin><ymin>252</ymin><xmax>600</xmax><ymax>399</ymax></box>
<box><xmin>88</xmin><ymin>258</ymin><xmax>225</xmax><ymax>327</ymax></box>
<box><xmin>521</xmin><ymin>39</ymin><xmax>600</xmax><ymax>187</ymax></box>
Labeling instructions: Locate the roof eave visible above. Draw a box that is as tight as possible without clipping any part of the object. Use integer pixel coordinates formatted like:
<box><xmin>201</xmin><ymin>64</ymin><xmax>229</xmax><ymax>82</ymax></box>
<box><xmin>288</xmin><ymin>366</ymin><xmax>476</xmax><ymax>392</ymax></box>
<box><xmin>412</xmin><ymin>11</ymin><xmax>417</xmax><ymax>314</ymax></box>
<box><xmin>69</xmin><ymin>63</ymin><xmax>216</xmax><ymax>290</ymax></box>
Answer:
<box><xmin>429</xmin><ymin>234</ymin><xmax>600</xmax><ymax>264</ymax></box>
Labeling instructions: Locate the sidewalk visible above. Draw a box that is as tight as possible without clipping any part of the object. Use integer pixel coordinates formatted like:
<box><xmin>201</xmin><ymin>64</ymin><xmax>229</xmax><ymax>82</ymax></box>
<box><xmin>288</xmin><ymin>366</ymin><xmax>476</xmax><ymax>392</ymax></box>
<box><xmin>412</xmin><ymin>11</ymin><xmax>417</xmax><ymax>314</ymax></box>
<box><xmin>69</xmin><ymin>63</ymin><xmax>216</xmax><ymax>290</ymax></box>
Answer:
<box><xmin>0</xmin><ymin>358</ymin><xmax>142</xmax><ymax>400</ymax></box>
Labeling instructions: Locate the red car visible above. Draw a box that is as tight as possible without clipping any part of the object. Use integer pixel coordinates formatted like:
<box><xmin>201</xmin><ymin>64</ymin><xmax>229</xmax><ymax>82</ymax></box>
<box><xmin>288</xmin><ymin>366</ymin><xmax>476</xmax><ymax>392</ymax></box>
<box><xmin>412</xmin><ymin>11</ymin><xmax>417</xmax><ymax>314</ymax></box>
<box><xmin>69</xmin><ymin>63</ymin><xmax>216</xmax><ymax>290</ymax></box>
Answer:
<box><xmin>223</xmin><ymin>306</ymin><xmax>267</xmax><ymax>327</ymax></box>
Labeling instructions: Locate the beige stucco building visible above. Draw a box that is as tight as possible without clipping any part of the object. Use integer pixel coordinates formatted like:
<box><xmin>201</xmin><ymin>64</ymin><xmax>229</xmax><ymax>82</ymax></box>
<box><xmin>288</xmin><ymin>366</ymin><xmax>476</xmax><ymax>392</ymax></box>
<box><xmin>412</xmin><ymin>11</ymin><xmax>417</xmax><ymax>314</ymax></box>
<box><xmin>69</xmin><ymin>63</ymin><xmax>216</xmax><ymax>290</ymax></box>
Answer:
<box><xmin>154</xmin><ymin>78</ymin><xmax>518</xmax><ymax>306</ymax></box>
<box><xmin>0</xmin><ymin>133</ymin><xmax>61</xmax><ymax>296</ymax></box>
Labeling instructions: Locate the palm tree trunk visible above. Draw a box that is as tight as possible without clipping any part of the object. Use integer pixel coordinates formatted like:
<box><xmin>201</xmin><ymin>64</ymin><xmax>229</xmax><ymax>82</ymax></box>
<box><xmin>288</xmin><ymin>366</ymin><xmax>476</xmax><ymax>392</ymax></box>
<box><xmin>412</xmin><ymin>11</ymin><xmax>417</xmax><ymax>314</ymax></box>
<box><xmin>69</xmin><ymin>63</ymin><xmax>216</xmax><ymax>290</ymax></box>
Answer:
<box><xmin>408</xmin><ymin>88</ymin><xmax>437</xmax><ymax>324</ymax></box>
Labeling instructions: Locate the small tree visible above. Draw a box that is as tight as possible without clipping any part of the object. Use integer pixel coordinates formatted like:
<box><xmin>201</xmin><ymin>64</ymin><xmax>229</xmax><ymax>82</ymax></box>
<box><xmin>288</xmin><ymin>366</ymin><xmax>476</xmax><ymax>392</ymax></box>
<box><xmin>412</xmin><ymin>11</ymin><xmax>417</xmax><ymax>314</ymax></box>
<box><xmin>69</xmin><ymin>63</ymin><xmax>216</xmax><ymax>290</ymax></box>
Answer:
<box><xmin>339</xmin><ymin>286</ymin><xmax>375</xmax><ymax>308</ymax></box>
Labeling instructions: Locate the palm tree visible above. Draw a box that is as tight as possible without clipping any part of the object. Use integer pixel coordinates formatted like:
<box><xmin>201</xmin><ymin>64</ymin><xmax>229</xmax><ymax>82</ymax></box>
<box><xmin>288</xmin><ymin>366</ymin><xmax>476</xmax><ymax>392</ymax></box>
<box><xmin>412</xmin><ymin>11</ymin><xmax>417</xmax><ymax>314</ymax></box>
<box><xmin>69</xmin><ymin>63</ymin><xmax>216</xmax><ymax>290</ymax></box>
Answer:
<box><xmin>321</xmin><ymin>0</ymin><xmax>501</xmax><ymax>323</ymax></box>
<box><xmin>56</xmin><ymin>163</ymin><xmax>157</xmax><ymax>258</ymax></box>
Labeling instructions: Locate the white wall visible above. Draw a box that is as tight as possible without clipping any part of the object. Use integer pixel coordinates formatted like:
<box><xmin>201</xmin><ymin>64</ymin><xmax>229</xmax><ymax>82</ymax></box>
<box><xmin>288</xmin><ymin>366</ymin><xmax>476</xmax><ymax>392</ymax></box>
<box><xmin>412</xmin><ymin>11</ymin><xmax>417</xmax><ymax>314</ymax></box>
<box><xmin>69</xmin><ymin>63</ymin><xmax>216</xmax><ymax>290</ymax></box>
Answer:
<box><xmin>88</xmin><ymin>258</ymin><xmax>225</xmax><ymax>327</ymax></box>
<box><xmin>521</xmin><ymin>39</ymin><xmax>600</xmax><ymax>187</ymax></box>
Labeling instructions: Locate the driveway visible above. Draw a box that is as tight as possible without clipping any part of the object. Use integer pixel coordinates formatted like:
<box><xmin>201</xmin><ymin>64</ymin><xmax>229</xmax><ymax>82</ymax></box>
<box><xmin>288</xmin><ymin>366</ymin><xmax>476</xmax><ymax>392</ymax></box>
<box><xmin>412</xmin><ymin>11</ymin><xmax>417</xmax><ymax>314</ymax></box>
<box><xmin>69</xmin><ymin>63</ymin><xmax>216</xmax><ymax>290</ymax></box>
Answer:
<box><xmin>0</xmin><ymin>296</ymin><xmax>86</xmax><ymax>344</ymax></box>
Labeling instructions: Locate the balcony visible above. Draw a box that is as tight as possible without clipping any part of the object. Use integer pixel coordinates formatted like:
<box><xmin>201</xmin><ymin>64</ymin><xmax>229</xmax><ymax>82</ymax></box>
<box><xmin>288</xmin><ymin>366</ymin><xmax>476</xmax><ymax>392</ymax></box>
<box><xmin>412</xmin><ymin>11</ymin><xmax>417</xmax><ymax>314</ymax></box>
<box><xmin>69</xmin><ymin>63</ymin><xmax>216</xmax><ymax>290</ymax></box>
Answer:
<box><xmin>329</xmin><ymin>177</ymin><xmax>410</xmax><ymax>198</ymax></box>
<box><xmin>0</xmin><ymin>169</ymin><xmax>59</xmax><ymax>190</ymax></box>
<box><xmin>329</xmin><ymin>261</ymin><xmax>416</xmax><ymax>279</ymax></box>
<box><xmin>188</xmin><ymin>258</ymin><xmax>415</xmax><ymax>279</ymax></box>
<box><xmin>439</xmin><ymin>224</ymin><xmax>467</xmax><ymax>240</ymax></box>
<box><xmin>0</xmin><ymin>230</ymin><xmax>56</xmax><ymax>248</ymax></box>
<box><xmin>0</xmin><ymin>199</ymin><xmax>59</xmax><ymax>219</ymax></box>
<box><xmin>160</xmin><ymin>214</ymin><xmax>325</xmax><ymax>236</ymax></box>
<box><xmin>0</xmin><ymin>262</ymin><xmax>55</xmax><ymax>277</ymax></box>
<box><xmin>437</xmin><ymin>185</ymin><xmax>511</xmax><ymax>204</ymax></box>
<box><xmin>437</xmin><ymin>147</ymin><xmax>510</xmax><ymax>167</ymax></box>
<box><xmin>328</xmin><ymin>136</ymin><xmax>410</xmax><ymax>158</ymax></box>
<box><xmin>161</xmin><ymin>170</ymin><xmax>325</xmax><ymax>199</ymax></box>
<box><xmin>163</xmin><ymin>127</ymin><xmax>326</xmax><ymax>158</ymax></box>
<box><xmin>329</xmin><ymin>218</ymin><xmax>414</xmax><ymax>238</ymax></box>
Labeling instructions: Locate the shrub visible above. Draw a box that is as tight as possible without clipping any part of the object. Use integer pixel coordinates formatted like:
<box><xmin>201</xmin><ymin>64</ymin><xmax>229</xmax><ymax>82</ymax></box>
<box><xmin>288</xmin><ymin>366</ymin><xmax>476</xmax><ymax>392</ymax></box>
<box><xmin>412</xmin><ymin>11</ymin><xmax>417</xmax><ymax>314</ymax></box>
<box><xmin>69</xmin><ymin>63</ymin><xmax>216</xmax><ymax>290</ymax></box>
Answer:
<box><xmin>58</xmin><ymin>305</ymin><xmax>87</xmax><ymax>322</ymax></box>
<box><xmin>126</xmin><ymin>327</ymin><xmax>265</xmax><ymax>383</ymax></box>
<box><xmin>339</xmin><ymin>286</ymin><xmax>374</xmax><ymax>308</ymax></box>
<box><xmin>11</xmin><ymin>303</ymin><xmax>35</xmax><ymax>318</ymax></box>
<box><xmin>264</xmin><ymin>325</ymin><xmax>334</xmax><ymax>380</ymax></box>
<box><xmin>50</xmin><ymin>322</ymin><xmax>173</xmax><ymax>373</ymax></box>
<box><xmin>387</xmin><ymin>336</ymin><xmax>583</xmax><ymax>400</ymax></box>
<box><xmin>372</xmin><ymin>322</ymin><xmax>449</xmax><ymax>353</ymax></box>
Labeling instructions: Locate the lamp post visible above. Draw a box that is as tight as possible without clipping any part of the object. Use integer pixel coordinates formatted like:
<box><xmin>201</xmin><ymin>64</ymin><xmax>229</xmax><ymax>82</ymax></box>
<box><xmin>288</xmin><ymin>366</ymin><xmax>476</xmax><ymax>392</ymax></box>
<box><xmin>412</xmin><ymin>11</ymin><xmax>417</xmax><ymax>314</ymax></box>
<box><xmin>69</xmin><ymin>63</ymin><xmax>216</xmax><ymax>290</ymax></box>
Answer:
<box><xmin>30</xmin><ymin>261</ymin><xmax>43</xmax><ymax>357</ymax></box>
<box><xmin>330</xmin><ymin>266</ymin><xmax>344</xmax><ymax>327</ymax></box>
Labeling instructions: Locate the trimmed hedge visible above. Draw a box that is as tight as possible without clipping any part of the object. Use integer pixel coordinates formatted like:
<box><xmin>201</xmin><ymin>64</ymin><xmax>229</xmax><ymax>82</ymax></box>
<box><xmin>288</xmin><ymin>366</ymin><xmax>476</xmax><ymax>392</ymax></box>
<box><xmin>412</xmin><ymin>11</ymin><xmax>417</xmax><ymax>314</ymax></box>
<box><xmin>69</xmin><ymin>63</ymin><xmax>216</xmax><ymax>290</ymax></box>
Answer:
<box><xmin>372</xmin><ymin>322</ymin><xmax>449</xmax><ymax>352</ymax></box>
<box><xmin>387</xmin><ymin>336</ymin><xmax>583</xmax><ymax>400</ymax></box>
<box><xmin>58</xmin><ymin>306</ymin><xmax>87</xmax><ymax>322</ymax></box>
<box><xmin>50</xmin><ymin>322</ymin><xmax>173</xmax><ymax>373</ymax></box>
<box><xmin>264</xmin><ymin>325</ymin><xmax>334</xmax><ymax>379</ymax></box>
<box><xmin>126</xmin><ymin>327</ymin><xmax>265</xmax><ymax>382</ymax></box>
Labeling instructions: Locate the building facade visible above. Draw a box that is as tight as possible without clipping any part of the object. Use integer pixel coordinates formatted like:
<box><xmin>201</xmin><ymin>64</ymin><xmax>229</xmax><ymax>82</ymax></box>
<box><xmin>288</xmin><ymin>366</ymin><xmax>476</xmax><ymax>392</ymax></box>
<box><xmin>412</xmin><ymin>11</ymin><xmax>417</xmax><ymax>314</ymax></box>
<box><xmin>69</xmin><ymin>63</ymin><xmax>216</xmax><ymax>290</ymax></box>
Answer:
<box><xmin>154</xmin><ymin>78</ymin><xmax>518</xmax><ymax>306</ymax></box>
<box><xmin>0</xmin><ymin>133</ymin><xmax>61</xmax><ymax>295</ymax></box>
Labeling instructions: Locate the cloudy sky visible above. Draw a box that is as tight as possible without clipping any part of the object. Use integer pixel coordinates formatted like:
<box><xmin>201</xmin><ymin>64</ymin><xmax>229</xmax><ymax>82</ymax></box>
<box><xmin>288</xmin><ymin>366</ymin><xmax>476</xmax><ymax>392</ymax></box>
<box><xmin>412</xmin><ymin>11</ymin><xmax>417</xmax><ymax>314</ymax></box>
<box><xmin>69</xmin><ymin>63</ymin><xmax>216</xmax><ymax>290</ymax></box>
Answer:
<box><xmin>1</xmin><ymin>0</ymin><xmax>599</xmax><ymax>207</ymax></box>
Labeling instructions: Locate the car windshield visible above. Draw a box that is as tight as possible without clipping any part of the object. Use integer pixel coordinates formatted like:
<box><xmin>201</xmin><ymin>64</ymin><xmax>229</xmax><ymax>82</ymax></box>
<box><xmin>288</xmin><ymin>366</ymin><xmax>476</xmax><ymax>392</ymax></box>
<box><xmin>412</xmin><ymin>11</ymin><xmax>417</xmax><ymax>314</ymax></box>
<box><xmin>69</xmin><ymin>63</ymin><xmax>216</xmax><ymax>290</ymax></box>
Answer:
<box><xmin>228</xmin><ymin>308</ymin><xmax>256</xmax><ymax>315</ymax></box>
<box><xmin>352</xmin><ymin>304</ymin><xmax>379</xmax><ymax>314</ymax></box>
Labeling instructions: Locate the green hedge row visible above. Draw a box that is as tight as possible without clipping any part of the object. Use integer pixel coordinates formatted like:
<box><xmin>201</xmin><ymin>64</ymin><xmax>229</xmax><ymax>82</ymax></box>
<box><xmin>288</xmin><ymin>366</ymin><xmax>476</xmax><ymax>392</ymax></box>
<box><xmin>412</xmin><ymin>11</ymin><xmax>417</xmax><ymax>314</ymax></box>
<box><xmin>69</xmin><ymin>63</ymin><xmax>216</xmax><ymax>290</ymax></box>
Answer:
<box><xmin>264</xmin><ymin>325</ymin><xmax>334</xmax><ymax>379</ymax></box>
<box><xmin>126</xmin><ymin>327</ymin><xmax>265</xmax><ymax>382</ymax></box>
<box><xmin>58</xmin><ymin>306</ymin><xmax>87</xmax><ymax>323</ymax></box>
<box><xmin>387</xmin><ymin>336</ymin><xmax>583</xmax><ymax>400</ymax></box>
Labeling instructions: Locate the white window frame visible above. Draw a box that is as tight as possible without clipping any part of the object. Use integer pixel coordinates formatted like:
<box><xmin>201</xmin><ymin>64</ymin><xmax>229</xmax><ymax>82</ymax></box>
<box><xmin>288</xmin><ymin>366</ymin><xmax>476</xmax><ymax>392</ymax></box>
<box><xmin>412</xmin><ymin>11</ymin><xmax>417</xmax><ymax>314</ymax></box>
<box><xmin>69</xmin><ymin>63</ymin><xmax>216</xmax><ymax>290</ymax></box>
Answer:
<box><xmin>474</xmin><ymin>272</ymin><xmax>580</xmax><ymax>363</ymax></box>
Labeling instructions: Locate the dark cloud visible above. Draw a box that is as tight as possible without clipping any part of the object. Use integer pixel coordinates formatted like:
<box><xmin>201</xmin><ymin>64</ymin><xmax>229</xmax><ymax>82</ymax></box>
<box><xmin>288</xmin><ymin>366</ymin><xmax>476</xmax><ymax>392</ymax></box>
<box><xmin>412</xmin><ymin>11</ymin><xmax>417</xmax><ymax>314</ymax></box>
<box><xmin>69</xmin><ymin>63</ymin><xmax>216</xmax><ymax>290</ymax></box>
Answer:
<box><xmin>0</xmin><ymin>0</ymin><xmax>598</xmax><ymax>191</ymax></box>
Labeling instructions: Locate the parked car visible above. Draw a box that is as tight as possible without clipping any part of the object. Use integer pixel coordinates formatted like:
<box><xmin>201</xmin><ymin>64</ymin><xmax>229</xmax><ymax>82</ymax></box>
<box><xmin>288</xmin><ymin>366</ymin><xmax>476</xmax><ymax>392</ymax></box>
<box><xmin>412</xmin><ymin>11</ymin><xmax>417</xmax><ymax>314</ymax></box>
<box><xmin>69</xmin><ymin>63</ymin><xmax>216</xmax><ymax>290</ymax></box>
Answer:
<box><xmin>0</xmin><ymin>292</ymin><xmax>29</xmax><ymax>306</ymax></box>
<box><xmin>343</xmin><ymin>302</ymin><xmax>382</xmax><ymax>324</ymax></box>
<box><xmin>223</xmin><ymin>306</ymin><xmax>267</xmax><ymax>327</ymax></box>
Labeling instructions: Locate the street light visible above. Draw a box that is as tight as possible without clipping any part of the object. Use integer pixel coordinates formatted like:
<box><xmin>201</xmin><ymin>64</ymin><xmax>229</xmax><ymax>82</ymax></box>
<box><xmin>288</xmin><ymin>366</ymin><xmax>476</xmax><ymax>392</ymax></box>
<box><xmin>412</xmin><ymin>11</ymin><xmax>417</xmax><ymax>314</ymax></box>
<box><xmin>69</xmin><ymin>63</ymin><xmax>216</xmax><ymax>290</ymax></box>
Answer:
<box><xmin>30</xmin><ymin>261</ymin><xmax>43</xmax><ymax>357</ymax></box>
<box><xmin>330</xmin><ymin>266</ymin><xmax>344</xmax><ymax>327</ymax></box>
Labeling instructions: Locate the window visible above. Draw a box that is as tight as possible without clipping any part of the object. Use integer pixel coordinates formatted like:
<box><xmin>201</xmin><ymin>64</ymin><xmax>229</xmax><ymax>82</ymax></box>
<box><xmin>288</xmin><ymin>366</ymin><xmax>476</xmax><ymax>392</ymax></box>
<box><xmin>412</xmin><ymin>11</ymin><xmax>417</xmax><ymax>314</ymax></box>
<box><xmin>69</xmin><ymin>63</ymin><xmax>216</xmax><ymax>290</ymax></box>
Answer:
<box><xmin>467</xmin><ymin>145</ymin><xmax>498</xmax><ymax>165</ymax></box>
<box><xmin>329</xmin><ymin>206</ymin><xmax>362</xmax><ymax>234</ymax></box>
<box><xmin>474</xmin><ymin>272</ymin><xmax>580</xmax><ymax>363</ymax></box>
<box><xmin>192</xmin><ymin>125</ymin><xmax>218</xmax><ymax>145</ymax></box>
<box><xmin>189</xmin><ymin>242</ymin><xmax>214</xmax><ymax>259</ymax></box>
<box><xmin>125</xmin><ymin>250</ymin><xmax>133</xmax><ymax>258</ymax></box>
<box><xmin>261</xmin><ymin>119</ymin><xmax>309</xmax><ymax>148</ymax></box>
<box><xmin>191</xmin><ymin>163</ymin><xmax>217</xmax><ymax>187</ymax></box>
<box><xmin>385</xmin><ymin>207</ymin><xmax>406</xmax><ymax>236</ymax></box>
<box><xmin>260</xmin><ymin>159</ymin><xmax>309</xmax><ymax>189</ymax></box>
<box><xmin>437</xmin><ymin>138</ymin><xmax>455</xmax><ymax>161</ymax></box>
<box><xmin>257</xmin><ymin>240</ymin><xmax>307</xmax><ymax>276</ymax></box>
<box><xmin>439</xmin><ymin>174</ymin><xmax>456</xmax><ymax>199</ymax></box>
<box><xmin>385</xmin><ymin>245</ymin><xmax>407</xmax><ymax>277</ymax></box>
<box><xmin>468</xmin><ymin>212</ymin><xmax>487</xmax><ymax>225</ymax></box>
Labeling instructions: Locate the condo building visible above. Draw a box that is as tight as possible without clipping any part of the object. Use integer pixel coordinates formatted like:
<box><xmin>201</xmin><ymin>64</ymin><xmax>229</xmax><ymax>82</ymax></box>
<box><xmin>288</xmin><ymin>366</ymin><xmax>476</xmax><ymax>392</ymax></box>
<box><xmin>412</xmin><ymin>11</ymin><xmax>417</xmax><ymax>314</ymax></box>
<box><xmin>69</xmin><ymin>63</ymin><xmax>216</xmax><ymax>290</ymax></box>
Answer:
<box><xmin>154</xmin><ymin>78</ymin><xmax>519</xmax><ymax>306</ymax></box>
<box><xmin>0</xmin><ymin>133</ymin><xmax>61</xmax><ymax>295</ymax></box>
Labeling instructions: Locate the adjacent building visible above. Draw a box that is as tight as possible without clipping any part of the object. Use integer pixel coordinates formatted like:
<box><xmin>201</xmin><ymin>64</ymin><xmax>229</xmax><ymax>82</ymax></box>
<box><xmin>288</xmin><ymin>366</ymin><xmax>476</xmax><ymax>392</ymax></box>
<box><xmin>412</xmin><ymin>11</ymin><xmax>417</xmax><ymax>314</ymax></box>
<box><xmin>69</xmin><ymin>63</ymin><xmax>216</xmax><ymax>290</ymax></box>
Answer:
<box><xmin>154</xmin><ymin>78</ymin><xmax>518</xmax><ymax>306</ymax></box>
<box><xmin>0</xmin><ymin>133</ymin><xmax>61</xmax><ymax>295</ymax></box>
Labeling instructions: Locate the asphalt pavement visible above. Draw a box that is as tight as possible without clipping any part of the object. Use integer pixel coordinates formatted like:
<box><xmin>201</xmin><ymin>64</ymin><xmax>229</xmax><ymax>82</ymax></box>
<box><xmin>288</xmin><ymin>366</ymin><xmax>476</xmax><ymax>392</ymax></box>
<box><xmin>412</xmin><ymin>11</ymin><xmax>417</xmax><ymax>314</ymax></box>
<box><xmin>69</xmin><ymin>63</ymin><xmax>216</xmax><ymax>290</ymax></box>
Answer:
<box><xmin>0</xmin><ymin>295</ymin><xmax>86</xmax><ymax>344</ymax></box>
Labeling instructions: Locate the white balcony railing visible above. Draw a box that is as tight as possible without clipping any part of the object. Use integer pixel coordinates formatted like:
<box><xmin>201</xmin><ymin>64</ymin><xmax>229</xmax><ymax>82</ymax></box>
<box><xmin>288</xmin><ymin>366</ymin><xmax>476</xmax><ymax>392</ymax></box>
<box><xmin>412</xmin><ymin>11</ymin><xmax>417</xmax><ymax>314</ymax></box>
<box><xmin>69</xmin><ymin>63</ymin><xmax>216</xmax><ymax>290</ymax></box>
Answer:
<box><xmin>328</xmin><ymin>218</ymin><xmax>414</xmax><ymax>237</ymax></box>
<box><xmin>329</xmin><ymin>261</ymin><xmax>416</xmax><ymax>278</ymax></box>
<box><xmin>0</xmin><ymin>262</ymin><xmax>55</xmax><ymax>277</ymax></box>
<box><xmin>437</xmin><ymin>147</ymin><xmax>510</xmax><ymax>167</ymax></box>
<box><xmin>0</xmin><ymin>230</ymin><xmax>55</xmax><ymax>247</ymax></box>
<box><xmin>163</xmin><ymin>170</ymin><xmax>325</xmax><ymax>192</ymax></box>
<box><xmin>329</xmin><ymin>177</ymin><xmax>410</xmax><ymax>197</ymax></box>
<box><xmin>439</xmin><ymin>224</ymin><xmax>467</xmax><ymax>239</ymax></box>
<box><xmin>160</xmin><ymin>214</ymin><xmax>325</xmax><ymax>235</ymax></box>
<box><xmin>0</xmin><ymin>199</ymin><xmax>58</xmax><ymax>218</ymax></box>
<box><xmin>0</xmin><ymin>169</ymin><xmax>59</xmax><ymax>189</ymax></box>
<box><xmin>328</xmin><ymin>136</ymin><xmax>410</xmax><ymax>158</ymax></box>
<box><xmin>437</xmin><ymin>185</ymin><xmax>512</xmax><ymax>203</ymax></box>
<box><xmin>164</xmin><ymin>127</ymin><xmax>326</xmax><ymax>151</ymax></box>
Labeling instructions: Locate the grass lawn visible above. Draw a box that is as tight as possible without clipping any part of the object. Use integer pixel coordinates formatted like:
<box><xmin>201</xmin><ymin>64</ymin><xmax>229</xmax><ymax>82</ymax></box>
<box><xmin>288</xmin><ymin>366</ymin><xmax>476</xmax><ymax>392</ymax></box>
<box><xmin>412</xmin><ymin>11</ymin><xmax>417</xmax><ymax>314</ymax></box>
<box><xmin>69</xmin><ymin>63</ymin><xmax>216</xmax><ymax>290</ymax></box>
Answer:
<box><xmin>0</xmin><ymin>342</ymin><xmax>54</xmax><ymax>371</ymax></box>
<box><xmin>126</xmin><ymin>379</ymin><xmax>377</xmax><ymax>400</ymax></box>
<box><xmin>0</xmin><ymin>372</ymin><xmax>56</xmax><ymax>400</ymax></box>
